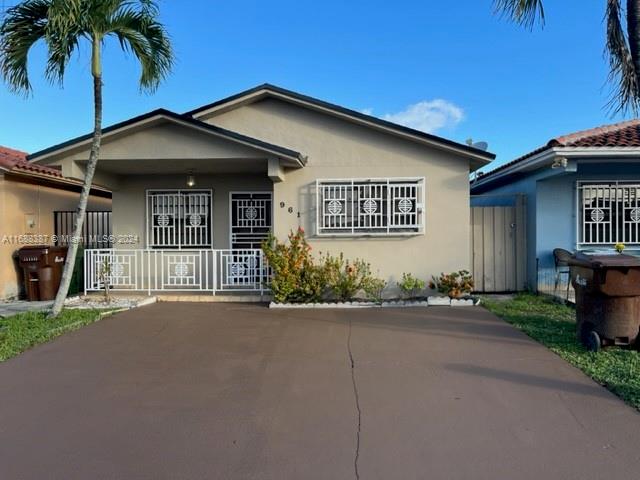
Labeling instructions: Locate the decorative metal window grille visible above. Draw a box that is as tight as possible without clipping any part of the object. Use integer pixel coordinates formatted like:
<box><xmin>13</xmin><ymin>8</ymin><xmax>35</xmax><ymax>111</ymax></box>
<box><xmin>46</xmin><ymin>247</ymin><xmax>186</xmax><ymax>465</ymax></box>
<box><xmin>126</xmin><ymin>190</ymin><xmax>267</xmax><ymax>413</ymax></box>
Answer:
<box><xmin>578</xmin><ymin>182</ymin><xmax>640</xmax><ymax>245</ymax></box>
<box><xmin>316</xmin><ymin>178</ymin><xmax>425</xmax><ymax>235</ymax></box>
<box><xmin>230</xmin><ymin>192</ymin><xmax>272</xmax><ymax>249</ymax></box>
<box><xmin>147</xmin><ymin>190</ymin><xmax>212</xmax><ymax>248</ymax></box>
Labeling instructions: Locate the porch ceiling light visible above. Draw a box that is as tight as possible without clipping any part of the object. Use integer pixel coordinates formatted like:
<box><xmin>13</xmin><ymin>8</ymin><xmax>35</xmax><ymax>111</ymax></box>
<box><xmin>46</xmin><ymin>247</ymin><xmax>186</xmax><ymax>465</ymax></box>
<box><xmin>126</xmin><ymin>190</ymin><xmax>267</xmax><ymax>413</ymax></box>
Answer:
<box><xmin>186</xmin><ymin>170</ymin><xmax>196</xmax><ymax>187</ymax></box>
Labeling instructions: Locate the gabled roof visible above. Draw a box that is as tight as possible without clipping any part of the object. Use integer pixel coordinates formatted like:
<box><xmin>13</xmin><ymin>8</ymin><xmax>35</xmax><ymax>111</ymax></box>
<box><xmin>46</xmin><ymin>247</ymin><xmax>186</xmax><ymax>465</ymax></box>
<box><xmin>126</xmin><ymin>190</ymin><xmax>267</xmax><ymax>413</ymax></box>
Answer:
<box><xmin>28</xmin><ymin>108</ymin><xmax>307</xmax><ymax>166</ymax></box>
<box><xmin>473</xmin><ymin>119</ymin><xmax>640</xmax><ymax>189</ymax></box>
<box><xmin>186</xmin><ymin>83</ymin><xmax>495</xmax><ymax>166</ymax></box>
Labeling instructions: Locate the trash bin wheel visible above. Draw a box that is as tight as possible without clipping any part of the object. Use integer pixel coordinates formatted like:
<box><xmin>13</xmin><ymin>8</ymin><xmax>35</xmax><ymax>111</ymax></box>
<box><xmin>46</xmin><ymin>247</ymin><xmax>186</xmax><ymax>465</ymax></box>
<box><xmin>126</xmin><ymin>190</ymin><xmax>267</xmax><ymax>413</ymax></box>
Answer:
<box><xmin>585</xmin><ymin>331</ymin><xmax>601</xmax><ymax>352</ymax></box>
<box><xmin>579</xmin><ymin>322</ymin><xmax>594</xmax><ymax>345</ymax></box>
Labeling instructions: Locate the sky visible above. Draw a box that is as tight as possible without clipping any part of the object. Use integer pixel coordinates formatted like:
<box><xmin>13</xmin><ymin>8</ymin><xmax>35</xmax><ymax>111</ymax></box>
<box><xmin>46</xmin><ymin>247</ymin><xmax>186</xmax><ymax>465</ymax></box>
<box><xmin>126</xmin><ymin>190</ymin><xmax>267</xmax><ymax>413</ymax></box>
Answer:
<box><xmin>0</xmin><ymin>1</ymin><xmax>627</xmax><ymax>170</ymax></box>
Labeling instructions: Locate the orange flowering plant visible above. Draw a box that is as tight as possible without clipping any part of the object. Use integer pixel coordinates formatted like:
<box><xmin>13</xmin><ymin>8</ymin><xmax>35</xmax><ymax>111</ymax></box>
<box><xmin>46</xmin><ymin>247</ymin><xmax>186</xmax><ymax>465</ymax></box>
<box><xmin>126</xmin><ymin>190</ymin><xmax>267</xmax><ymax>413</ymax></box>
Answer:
<box><xmin>429</xmin><ymin>270</ymin><xmax>474</xmax><ymax>299</ymax></box>
<box><xmin>323</xmin><ymin>252</ymin><xmax>372</xmax><ymax>302</ymax></box>
<box><xmin>262</xmin><ymin>228</ymin><xmax>328</xmax><ymax>303</ymax></box>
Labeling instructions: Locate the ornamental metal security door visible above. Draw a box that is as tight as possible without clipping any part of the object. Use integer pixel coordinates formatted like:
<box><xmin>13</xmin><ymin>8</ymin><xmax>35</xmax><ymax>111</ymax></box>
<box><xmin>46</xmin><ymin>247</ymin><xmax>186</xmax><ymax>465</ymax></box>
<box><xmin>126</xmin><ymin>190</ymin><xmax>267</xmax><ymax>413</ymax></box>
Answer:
<box><xmin>227</xmin><ymin>192</ymin><xmax>272</xmax><ymax>288</ymax></box>
<box><xmin>229</xmin><ymin>192</ymin><xmax>272</xmax><ymax>249</ymax></box>
<box><xmin>147</xmin><ymin>190</ymin><xmax>212</xmax><ymax>249</ymax></box>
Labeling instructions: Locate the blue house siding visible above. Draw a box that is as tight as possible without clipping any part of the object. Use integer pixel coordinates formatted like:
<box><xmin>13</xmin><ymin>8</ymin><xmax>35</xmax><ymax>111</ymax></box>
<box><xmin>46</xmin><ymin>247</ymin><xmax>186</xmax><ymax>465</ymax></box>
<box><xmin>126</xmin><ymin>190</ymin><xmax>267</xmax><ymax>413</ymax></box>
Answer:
<box><xmin>472</xmin><ymin>161</ymin><xmax>640</xmax><ymax>292</ymax></box>
<box><xmin>536</xmin><ymin>175</ymin><xmax>576</xmax><ymax>271</ymax></box>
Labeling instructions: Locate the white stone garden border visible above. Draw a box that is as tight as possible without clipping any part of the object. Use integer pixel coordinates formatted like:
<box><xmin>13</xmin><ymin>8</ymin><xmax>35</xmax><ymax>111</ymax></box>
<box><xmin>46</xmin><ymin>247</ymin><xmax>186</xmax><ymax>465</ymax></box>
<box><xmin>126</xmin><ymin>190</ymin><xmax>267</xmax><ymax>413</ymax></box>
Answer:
<box><xmin>269</xmin><ymin>296</ymin><xmax>480</xmax><ymax>309</ymax></box>
<box><xmin>64</xmin><ymin>295</ymin><xmax>157</xmax><ymax>311</ymax></box>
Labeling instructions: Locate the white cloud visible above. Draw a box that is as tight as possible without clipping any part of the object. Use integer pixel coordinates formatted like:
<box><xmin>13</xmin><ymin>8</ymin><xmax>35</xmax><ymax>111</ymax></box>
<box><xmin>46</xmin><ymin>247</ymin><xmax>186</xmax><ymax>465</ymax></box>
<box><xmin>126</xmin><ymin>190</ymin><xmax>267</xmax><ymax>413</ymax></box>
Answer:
<box><xmin>361</xmin><ymin>107</ymin><xmax>374</xmax><ymax>116</ymax></box>
<box><xmin>379</xmin><ymin>99</ymin><xmax>465</xmax><ymax>134</ymax></box>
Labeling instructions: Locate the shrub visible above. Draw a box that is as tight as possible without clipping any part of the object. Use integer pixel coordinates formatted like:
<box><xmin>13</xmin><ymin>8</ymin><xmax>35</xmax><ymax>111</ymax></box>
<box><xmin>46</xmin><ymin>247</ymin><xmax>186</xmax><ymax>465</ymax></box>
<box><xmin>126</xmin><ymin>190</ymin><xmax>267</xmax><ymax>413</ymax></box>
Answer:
<box><xmin>261</xmin><ymin>228</ymin><xmax>328</xmax><ymax>303</ymax></box>
<box><xmin>363</xmin><ymin>277</ymin><xmax>387</xmax><ymax>304</ymax></box>
<box><xmin>323</xmin><ymin>253</ymin><xmax>372</xmax><ymax>302</ymax></box>
<box><xmin>397</xmin><ymin>273</ymin><xmax>425</xmax><ymax>299</ymax></box>
<box><xmin>429</xmin><ymin>270</ymin><xmax>474</xmax><ymax>298</ymax></box>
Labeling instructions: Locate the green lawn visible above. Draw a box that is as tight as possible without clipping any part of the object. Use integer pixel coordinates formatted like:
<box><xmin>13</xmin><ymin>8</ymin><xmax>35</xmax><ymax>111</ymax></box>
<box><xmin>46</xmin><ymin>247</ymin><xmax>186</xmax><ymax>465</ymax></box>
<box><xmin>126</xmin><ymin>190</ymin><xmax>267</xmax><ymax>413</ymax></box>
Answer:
<box><xmin>483</xmin><ymin>293</ymin><xmax>640</xmax><ymax>410</ymax></box>
<box><xmin>0</xmin><ymin>309</ymin><xmax>104</xmax><ymax>362</ymax></box>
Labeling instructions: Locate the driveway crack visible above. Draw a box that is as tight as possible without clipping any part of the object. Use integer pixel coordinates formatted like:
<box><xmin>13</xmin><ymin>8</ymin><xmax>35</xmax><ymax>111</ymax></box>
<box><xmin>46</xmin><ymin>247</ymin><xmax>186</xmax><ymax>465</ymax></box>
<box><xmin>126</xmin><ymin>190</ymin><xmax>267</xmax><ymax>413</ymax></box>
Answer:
<box><xmin>347</xmin><ymin>319</ymin><xmax>361</xmax><ymax>480</ymax></box>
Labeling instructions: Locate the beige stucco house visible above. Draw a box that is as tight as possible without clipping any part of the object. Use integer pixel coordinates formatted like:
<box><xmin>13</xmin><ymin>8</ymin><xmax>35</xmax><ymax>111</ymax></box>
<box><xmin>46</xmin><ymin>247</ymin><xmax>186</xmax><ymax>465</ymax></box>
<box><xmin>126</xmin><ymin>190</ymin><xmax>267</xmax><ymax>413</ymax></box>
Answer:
<box><xmin>0</xmin><ymin>146</ymin><xmax>111</xmax><ymax>299</ymax></box>
<box><xmin>28</xmin><ymin>84</ymin><xmax>494</xmax><ymax>296</ymax></box>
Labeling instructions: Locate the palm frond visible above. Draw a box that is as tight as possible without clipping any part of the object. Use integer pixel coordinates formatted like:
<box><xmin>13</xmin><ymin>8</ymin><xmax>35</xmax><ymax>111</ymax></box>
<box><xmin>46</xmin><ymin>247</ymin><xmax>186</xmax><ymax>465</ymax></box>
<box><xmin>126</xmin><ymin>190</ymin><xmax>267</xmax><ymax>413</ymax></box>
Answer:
<box><xmin>0</xmin><ymin>0</ymin><xmax>50</xmax><ymax>93</ymax></box>
<box><xmin>43</xmin><ymin>0</ymin><xmax>85</xmax><ymax>85</ymax></box>
<box><xmin>605</xmin><ymin>0</ymin><xmax>640</xmax><ymax>114</ymax></box>
<box><xmin>104</xmin><ymin>1</ymin><xmax>173</xmax><ymax>92</ymax></box>
<box><xmin>494</xmin><ymin>0</ymin><xmax>545</xmax><ymax>28</ymax></box>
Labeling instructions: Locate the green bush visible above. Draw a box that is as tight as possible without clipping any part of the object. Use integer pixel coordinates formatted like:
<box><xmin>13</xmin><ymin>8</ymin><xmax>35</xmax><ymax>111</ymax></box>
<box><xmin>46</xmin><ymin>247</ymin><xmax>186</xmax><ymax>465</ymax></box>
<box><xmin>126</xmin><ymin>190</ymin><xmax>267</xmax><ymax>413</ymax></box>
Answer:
<box><xmin>429</xmin><ymin>270</ymin><xmax>474</xmax><ymax>298</ymax></box>
<box><xmin>261</xmin><ymin>228</ymin><xmax>328</xmax><ymax>303</ymax></box>
<box><xmin>363</xmin><ymin>277</ymin><xmax>387</xmax><ymax>304</ymax></box>
<box><xmin>397</xmin><ymin>273</ymin><xmax>425</xmax><ymax>299</ymax></box>
<box><xmin>323</xmin><ymin>253</ymin><xmax>372</xmax><ymax>302</ymax></box>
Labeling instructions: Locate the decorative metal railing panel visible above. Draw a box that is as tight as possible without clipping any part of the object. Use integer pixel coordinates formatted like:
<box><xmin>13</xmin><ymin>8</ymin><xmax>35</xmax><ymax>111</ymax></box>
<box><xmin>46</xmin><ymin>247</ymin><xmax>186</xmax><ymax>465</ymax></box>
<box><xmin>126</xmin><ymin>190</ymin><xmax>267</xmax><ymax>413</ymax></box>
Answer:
<box><xmin>84</xmin><ymin>249</ymin><xmax>268</xmax><ymax>294</ymax></box>
<box><xmin>578</xmin><ymin>182</ymin><xmax>640</xmax><ymax>245</ymax></box>
<box><xmin>316</xmin><ymin>178</ymin><xmax>425</xmax><ymax>235</ymax></box>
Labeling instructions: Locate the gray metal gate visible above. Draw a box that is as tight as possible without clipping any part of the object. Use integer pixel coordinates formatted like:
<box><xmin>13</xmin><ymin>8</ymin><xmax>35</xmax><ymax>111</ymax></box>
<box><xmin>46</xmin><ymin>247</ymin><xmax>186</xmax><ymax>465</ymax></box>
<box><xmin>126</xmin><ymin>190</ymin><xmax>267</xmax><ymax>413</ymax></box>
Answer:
<box><xmin>470</xmin><ymin>195</ymin><xmax>527</xmax><ymax>292</ymax></box>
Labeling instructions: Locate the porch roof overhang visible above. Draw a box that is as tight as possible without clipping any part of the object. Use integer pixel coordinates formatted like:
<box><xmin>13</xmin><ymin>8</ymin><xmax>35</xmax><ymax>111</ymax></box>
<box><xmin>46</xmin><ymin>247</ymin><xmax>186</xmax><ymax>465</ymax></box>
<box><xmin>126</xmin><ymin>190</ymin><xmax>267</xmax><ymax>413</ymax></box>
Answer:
<box><xmin>27</xmin><ymin>108</ymin><xmax>307</xmax><ymax>172</ymax></box>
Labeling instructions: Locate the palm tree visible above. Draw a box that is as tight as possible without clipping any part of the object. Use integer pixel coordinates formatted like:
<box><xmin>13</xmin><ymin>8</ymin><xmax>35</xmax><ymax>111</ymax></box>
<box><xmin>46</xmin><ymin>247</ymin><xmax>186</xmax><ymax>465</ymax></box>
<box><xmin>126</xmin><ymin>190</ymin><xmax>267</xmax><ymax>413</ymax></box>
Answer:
<box><xmin>0</xmin><ymin>0</ymin><xmax>173</xmax><ymax>317</ymax></box>
<box><xmin>494</xmin><ymin>0</ymin><xmax>640</xmax><ymax>114</ymax></box>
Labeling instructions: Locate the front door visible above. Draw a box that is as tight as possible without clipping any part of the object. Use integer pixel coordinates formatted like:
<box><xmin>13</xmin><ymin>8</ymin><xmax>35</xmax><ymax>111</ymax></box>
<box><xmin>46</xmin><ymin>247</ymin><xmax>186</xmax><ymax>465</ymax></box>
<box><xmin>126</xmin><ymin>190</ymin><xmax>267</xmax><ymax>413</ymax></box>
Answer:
<box><xmin>229</xmin><ymin>192</ymin><xmax>273</xmax><ymax>249</ymax></box>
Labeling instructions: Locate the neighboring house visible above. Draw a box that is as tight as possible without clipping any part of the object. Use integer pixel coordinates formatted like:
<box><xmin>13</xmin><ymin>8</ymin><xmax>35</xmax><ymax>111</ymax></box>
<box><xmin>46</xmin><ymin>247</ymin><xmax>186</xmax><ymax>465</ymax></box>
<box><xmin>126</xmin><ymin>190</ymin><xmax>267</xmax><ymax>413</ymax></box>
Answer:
<box><xmin>471</xmin><ymin>120</ymin><xmax>640</xmax><ymax>292</ymax></box>
<box><xmin>28</xmin><ymin>84</ymin><xmax>494</xmax><ymax>296</ymax></box>
<box><xmin>0</xmin><ymin>146</ymin><xmax>112</xmax><ymax>299</ymax></box>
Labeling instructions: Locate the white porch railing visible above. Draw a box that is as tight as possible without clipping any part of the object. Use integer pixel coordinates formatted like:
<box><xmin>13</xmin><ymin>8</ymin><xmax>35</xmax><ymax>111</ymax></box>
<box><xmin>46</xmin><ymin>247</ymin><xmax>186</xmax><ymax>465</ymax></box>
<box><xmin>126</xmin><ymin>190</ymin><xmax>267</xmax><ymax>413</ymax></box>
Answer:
<box><xmin>84</xmin><ymin>249</ymin><xmax>269</xmax><ymax>295</ymax></box>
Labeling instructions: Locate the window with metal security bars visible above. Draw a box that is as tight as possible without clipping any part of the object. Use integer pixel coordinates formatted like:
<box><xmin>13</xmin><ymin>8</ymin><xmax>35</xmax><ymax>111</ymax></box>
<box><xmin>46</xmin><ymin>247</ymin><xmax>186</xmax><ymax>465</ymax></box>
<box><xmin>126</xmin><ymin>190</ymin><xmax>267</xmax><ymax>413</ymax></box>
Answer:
<box><xmin>578</xmin><ymin>182</ymin><xmax>640</xmax><ymax>245</ymax></box>
<box><xmin>146</xmin><ymin>190</ymin><xmax>212</xmax><ymax>248</ymax></box>
<box><xmin>316</xmin><ymin>178</ymin><xmax>425</xmax><ymax>235</ymax></box>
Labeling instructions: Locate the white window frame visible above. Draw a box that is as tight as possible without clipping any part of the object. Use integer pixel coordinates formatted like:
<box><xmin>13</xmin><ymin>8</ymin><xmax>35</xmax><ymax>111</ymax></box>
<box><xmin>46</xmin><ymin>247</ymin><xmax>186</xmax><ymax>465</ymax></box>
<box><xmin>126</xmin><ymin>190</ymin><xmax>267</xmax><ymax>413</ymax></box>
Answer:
<box><xmin>315</xmin><ymin>177</ymin><xmax>425</xmax><ymax>237</ymax></box>
<box><xmin>576</xmin><ymin>180</ymin><xmax>640</xmax><ymax>247</ymax></box>
<box><xmin>146</xmin><ymin>189</ymin><xmax>214</xmax><ymax>249</ymax></box>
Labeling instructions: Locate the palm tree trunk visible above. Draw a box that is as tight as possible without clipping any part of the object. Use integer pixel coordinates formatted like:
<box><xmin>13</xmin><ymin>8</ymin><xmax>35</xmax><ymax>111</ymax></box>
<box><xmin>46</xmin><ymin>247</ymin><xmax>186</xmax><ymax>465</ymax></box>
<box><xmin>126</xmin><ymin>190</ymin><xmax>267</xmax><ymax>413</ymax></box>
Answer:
<box><xmin>49</xmin><ymin>39</ymin><xmax>102</xmax><ymax>318</ymax></box>
<box><xmin>628</xmin><ymin>0</ymin><xmax>640</xmax><ymax>83</ymax></box>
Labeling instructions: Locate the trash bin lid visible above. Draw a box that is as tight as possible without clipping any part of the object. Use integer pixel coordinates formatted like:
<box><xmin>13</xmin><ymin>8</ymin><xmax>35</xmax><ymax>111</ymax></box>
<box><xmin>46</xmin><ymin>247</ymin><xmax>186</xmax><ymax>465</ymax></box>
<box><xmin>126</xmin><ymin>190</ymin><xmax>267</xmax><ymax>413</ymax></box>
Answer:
<box><xmin>18</xmin><ymin>245</ymin><xmax>50</xmax><ymax>251</ymax></box>
<box><xmin>569</xmin><ymin>252</ymin><xmax>640</xmax><ymax>269</ymax></box>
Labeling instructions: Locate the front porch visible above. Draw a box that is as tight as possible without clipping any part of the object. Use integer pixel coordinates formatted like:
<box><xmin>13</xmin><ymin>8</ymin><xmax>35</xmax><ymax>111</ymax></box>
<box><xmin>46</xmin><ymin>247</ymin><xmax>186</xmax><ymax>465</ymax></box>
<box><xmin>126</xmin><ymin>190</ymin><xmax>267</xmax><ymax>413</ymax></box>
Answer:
<box><xmin>84</xmin><ymin>248</ymin><xmax>270</xmax><ymax>296</ymax></box>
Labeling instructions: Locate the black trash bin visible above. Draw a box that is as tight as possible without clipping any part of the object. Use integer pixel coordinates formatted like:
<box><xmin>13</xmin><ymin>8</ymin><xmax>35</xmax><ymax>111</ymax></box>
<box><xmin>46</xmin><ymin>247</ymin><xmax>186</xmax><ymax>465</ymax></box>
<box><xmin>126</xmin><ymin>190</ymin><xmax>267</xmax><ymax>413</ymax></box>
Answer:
<box><xmin>569</xmin><ymin>252</ymin><xmax>640</xmax><ymax>351</ymax></box>
<box><xmin>17</xmin><ymin>246</ymin><xmax>68</xmax><ymax>301</ymax></box>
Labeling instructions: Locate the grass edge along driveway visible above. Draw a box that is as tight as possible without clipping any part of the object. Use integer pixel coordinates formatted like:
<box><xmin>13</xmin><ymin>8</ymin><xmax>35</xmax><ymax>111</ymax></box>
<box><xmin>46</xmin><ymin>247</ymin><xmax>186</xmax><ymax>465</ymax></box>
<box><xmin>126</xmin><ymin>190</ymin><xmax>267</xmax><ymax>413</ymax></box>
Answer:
<box><xmin>0</xmin><ymin>308</ymin><xmax>104</xmax><ymax>362</ymax></box>
<box><xmin>483</xmin><ymin>294</ymin><xmax>640</xmax><ymax>410</ymax></box>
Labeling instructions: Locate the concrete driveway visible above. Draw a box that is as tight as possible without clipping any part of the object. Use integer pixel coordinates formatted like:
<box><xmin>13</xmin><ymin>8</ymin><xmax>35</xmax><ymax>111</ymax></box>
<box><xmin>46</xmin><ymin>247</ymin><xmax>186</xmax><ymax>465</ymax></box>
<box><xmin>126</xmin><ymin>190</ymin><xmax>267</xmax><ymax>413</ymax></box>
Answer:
<box><xmin>1</xmin><ymin>303</ymin><xmax>639</xmax><ymax>479</ymax></box>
